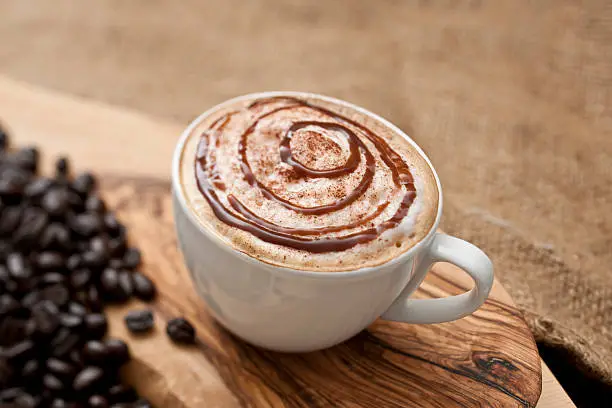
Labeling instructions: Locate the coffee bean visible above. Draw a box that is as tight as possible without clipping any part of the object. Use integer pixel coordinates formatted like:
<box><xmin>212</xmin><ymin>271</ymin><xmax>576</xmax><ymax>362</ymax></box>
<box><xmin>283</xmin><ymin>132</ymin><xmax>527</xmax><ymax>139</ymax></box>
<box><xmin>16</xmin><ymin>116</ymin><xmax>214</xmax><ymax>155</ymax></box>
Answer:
<box><xmin>12</xmin><ymin>147</ymin><xmax>39</xmax><ymax>173</ymax></box>
<box><xmin>86</xmin><ymin>195</ymin><xmax>106</xmax><ymax>213</ymax></box>
<box><xmin>2</xmin><ymin>340</ymin><xmax>35</xmax><ymax>361</ymax></box>
<box><xmin>0</xmin><ymin>358</ymin><xmax>13</xmax><ymax>388</ymax></box>
<box><xmin>55</xmin><ymin>157</ymin><xmax>70</xmax><ymax>177</ymax></box>
<box><xmin>50</xmin><ymin>328</ymin><xmax>80</xmax><ymax>357</ymax></box>
<box><xmin>67</xmin><ymin>302</ymin><xmax>87</xmax><ymax>317</ymax></box>
<box><xmin>40</xmin><ymin>223</ymin><xmax>71</xmax><ymax>251</ymax></box>
<box><xmin>0</xmin><ymin>294</ymin><xmax>19</xmax><ymax>316</ymax></box>
<box><xmin>14</xmin><ymin>393</ymin><xmax>39</xmax><ymax>408</ymax></box>
<box><xmin>37</xmin><ymin>251</ymin><xmax>65</xmax><ymax>271</ymax></box>
<box><xmin>104</xmin><ymin>339</ymin><xmax>130</xmax><ymax>366</ymax></box>
<box><xmin>21</xmin><ymin>359</ymin><xmax>39</xmax><ymax>379</ymax></box>
<box><xmin>103</xmin><ymin>213</ymin><xmax>120</xmax><ymax>232</ymax></box>
<box><xmin>0</xmin><ymin>205</ymin><xmax>22</xmax><ymax>235</ymax></box>
<box><xmin>42</xmin><ymin>188</ymin><xmax>70</xmax><ymax>217</ymax></box>
<box><xmin>59</xmin><ymin>313</ymin><xmax>83</xmax><ymax>330</ymax></box>
<box><xmin>108</xmin><ymin>384</ymin><xmax>138</xmax><ymax>403</ymax></box>
<box><xmin>23</xmin><ymin>177</ymin><xmax>54</xmax><ymax>199</ymax></box>
<box><xmin>7</xmin><ymin>252</ymin><xmax>32</xmax><ymax>280</ymax></box>
<box><xmin>21</xmin><ymin>291</ymin><xmax>41</xmax><ymax>309</ymax></box>
<box><xmin>117</xmin><ymin>270</ymin><xmax>134</xmax><ymax>300</ymax></box>
<box><xmin>89</xmin><ymin>395</ymin><xmax>109</xmax><ymax>408</ymax></box>
<box><xmin>46</xmin><ymin>358</ymin><xmax>76</xmax><ymax>379</ymax></box>
<box><xmin>73</xmin><ymin>366</ymin><xmax>104</xmax><ymax>391</ymax></box>
<box><xmin>31</xmin><ymin>300</ymin><xmax>61</xmax><ymax>335</ymax></box>
<box><xmin>122</xmin><ymin>248</ymin><xmax>141</xmax><ymax>269</ymax></box>
<box><xmin>41</xmin><ymin>272</ymin><xmax>66</xmax><ymax>286</ymax></box>
<box><xmin>70</xmin><ymin>269</ymin><xmax>92</xmax><ymax>290</ymax></box>
<box><xmin>13</xmin><ymin>208</ymin><xmax>48</xmax><ymax>248</ymax></box>
<box><xmin>50</xmin><ymin>399</ymin><xmax>70</xmax><ymax>408</ymax></box>
<box><xmin>0</xmin><ymin>386</ymin><xmax>22</xmax><ymax>401</ymax></box>
<box><xmin>108</xmin><ymin>258</ymin><xmax>123</xmax><ymax>269</ymax></box>
<box><xmin>124</xmin><ymin>310</ymin><xmax>154</xmax><ymax>334</ymax></box>
<box><xmin>133</xmin><ymin>398</ymin><xmax>153</xmax><ymax>408</ymax></box>
<box><xmin>82</xmin><ymin>340</ymin><xmax>107</xmax><ymax>365</ymax></box>
<box><xmin>84</xmin><ymin>314</ymin><xmax>107</xmax><ymax>339</ymax></box>
<box><xmin>100</xmin><ymin>268</ymin><xmax>120</xmax><ymax>299</ymax></box>
<box><xmin>66</xmin><ymin>254</ymin><xmax>81</xmax><ymax>270</ymax></box>
<box><xmin>131</xmin><ymin>272</ymin><xmax>157</xmax><ymax>301</ymax></box>
<box><xmin>72</xmin><ymin>172</ymin><xmax>96</xmax><ymax>196</ymax></box>
<box><xmin>86</xmin><ymin>286</ymin><xmax>103</xmax><ymax>312</ymax></box>
<box><xmin>43</xmin><ymin>373</ymin><xmax>65</xmax><ymax>392</ymax></box>
<box><xmin>40</xmin><ymin>284</ymin><xmax>70</xmax><ymax>307</ymax></box>
<box><xmin>81</xmin><ymin>250</ymin><xmax>107</xmax><ymax>269</ymax></box>
<box><xmin>70</xmin><ymin>213</ymin><xmax>103</xmax><ymax>237</ymax></box>
<box><xmin>166</xmin><ymin>318</ymin><xmax>196</xmax><ymax>345</ymax></box>
<box><xmin>108</xmin><ymin>237</ymin><xmax>126</xmax><ymax>258</ymax></box>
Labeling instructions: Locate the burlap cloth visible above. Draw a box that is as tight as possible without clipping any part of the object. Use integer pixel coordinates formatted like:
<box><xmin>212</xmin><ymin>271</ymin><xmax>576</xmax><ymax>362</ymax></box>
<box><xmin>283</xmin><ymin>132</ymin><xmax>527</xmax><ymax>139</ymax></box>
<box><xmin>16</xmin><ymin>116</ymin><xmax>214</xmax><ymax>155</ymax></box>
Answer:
<box><xmin>0</xmin><ymin>0</ymin><xmax>610</xmax><ymax>404</ymax></box>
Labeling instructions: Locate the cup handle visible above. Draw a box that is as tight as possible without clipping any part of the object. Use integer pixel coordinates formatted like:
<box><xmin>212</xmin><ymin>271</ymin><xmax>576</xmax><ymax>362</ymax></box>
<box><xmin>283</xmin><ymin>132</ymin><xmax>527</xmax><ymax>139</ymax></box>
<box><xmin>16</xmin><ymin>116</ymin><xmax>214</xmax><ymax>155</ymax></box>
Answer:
<box><xmin>381</xmin><ymin>233</ymin><xmax>494</xmax><ymax>324</ymax></box>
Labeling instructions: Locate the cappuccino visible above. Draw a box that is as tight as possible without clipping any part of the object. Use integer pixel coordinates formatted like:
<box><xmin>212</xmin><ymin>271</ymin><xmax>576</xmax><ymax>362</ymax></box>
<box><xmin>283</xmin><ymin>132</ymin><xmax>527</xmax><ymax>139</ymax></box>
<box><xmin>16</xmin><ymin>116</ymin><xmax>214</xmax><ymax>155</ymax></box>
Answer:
<box><xmin>177</xmin><ymin>93</ymin><xmax>439</xmax><ymax>271</ymax></box>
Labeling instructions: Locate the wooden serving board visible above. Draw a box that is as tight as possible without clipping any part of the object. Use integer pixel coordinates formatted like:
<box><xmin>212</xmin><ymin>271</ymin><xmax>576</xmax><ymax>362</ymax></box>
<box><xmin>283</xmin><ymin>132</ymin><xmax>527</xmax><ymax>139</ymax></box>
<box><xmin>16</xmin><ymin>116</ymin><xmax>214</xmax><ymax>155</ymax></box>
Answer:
<box><xmin>0</xmin><ymin>76</ymin><xmax>574</xmax><ymax>407</ymax></box>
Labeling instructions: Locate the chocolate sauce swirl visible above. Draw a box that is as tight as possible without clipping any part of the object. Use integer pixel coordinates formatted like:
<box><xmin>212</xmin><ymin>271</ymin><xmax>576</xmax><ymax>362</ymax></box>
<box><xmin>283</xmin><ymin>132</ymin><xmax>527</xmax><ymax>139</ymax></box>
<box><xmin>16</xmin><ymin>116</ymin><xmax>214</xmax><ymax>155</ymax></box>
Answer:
<box><xmin>194</xmin><ymin>97</ymin><xmax>417</xmax><ymax>253</ymax></box>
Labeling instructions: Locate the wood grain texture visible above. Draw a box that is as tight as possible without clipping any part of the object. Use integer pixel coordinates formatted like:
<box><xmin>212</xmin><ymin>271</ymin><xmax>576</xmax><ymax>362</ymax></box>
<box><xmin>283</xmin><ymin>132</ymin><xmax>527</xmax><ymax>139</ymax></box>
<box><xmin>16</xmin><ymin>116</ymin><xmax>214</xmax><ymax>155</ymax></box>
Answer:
<box><xmin>0</xmin><ymin>74</ymin><xmax>574</xmax><ymax>407</ymax></box>
<box><xmin>100</xmin><ymin>176</ymin><xmax>541</xmax><ymax>407</ymax></box>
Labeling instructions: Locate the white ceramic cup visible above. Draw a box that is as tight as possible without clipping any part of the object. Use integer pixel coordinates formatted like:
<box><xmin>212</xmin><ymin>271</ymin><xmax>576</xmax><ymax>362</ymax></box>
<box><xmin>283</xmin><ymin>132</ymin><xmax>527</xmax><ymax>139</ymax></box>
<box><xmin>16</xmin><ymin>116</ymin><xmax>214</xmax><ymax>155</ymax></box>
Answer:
<box><xmin>172</xmin><ymin>92</ymin><xmax>494</xmax><ymax>353</ymax></box>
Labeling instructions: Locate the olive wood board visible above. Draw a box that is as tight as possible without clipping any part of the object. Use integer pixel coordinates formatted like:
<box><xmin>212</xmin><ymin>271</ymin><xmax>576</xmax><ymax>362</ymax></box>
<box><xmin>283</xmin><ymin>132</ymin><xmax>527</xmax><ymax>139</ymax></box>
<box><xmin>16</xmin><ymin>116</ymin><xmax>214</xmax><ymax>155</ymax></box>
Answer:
<box><xmin>0</xmin><ymin>75</ymin><xmax>575</xmax><ymax>407</ymax></box>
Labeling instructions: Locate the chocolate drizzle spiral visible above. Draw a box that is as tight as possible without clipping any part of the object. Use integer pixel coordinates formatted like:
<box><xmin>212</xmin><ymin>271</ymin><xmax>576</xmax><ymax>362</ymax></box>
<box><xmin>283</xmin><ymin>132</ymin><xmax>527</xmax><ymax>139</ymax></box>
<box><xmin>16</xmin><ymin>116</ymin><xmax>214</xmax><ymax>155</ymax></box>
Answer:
<box><xmin>194</xmin><ymin>96</ymin><xmax>417</xmax><ymax>253</ymax></box>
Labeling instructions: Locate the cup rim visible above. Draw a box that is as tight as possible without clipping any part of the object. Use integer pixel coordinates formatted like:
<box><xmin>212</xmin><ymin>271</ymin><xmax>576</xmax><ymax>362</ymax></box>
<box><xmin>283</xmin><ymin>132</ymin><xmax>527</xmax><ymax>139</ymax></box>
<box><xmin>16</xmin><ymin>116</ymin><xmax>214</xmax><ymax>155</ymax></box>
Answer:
<box><xmin>172</xmin><ymin>91</ymin><xmax>443</xmax><ymax>279</ymax></box>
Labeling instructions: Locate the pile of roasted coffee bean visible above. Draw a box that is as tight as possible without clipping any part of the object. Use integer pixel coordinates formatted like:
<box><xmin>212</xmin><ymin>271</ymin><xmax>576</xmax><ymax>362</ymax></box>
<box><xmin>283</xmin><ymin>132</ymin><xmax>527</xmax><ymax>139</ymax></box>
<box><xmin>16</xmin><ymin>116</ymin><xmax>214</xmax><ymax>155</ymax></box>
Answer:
<box><xmin>0</xmin><ymin>128</ymin><xmax>173</xmax><ymax>407</ymax></box>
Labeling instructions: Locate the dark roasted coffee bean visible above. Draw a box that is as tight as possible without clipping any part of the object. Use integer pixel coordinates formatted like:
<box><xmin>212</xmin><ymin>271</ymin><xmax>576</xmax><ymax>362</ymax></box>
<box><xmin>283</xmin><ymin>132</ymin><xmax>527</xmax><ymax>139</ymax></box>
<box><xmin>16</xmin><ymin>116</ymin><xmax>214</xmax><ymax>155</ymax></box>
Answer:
<box><xmin>87</xmin><ymin>286</ymin><xmax>102</xmax><ymax>312</ymax></box>
<box><xmin>0</xmin><ymin>317</ymin><xmax>29</xmax><ymax>346</ymax></box>
<box><xmin>104</xmin><ymin>339</ymin><xmax>130</xmax><ymax>366</ymax></box>
<box><xmin>108</xmin><ymin>384</ymin><xmax>137</xmax><ymax>403</ymax></box>
<box><xmin>117</xmin><ymin>270</ymin><xmax>134</xmax><ymax>300</ymax></box>
<box><xmin>55</xmin><ymin>157</ymin><xmax>70</xmax><ymax>178</ymax></box>
<box><xmin>2</xmin><ymin>340</ymin><xmax>35</xmax><ymax>361</ymax></box>
<box><xmin>0</xmin><ymin>386</ymin><xmax>21</xmax><ymax>401</ymax></box>
<box><xmin>88</xmin><ymin>395</ymin><xmax>109</xmax><ymax>408</ymax></box>
<box><xmin>50</xmin><ymin>399</ymin><xmax>70</xmax><ymax>408</ymax></box>
<box><xmin>46</xmin><ymin>358</ymin><xmax>76</xmax><ymax>379</ymax></box>
<box><xmin>68</xmin><ymin>302</ymin><xmax>87</xmax><ymax>317</ymax></box>
<box><xmin>37</xmin><ymin>251</ymin><xmax>65</xmax><ymax>271</ymax></box>
<box><xmin>108</xmin><ymin>258</ymin><xmax>123</xmax><ymax>269</ymax></box>
<box><xmin>42</xmin><ymin>188</ymin><xmax>69</xmax><ymax>217</ymax></box>
<box><xmin>85</xmin><ymin>195</ymin><xmax>106</xmax><ymax>213</ymax></box>
<box><xmin>0</xmin><ymin>127</ymin><xmax>7</xmax><ymax>150</ymax></box>
<box><xmin>31</xmin><ymin>300</ymin><xmax>60</xmax><ymax>335</ymax></box>
<box><xmin>0</xmin><ymin>357</ymin><xmax>13</xmax><ymax>388</ymax></box>
<box><xmin>103</xmin><ymin>213</ymin><xmax>119</xmax><ymax>231</ymax></box>
<box><xmin>72</xmin><ymin>173</ymin><xmax>96</xmax><ymax>196</ymax></box>
<box><xmin>13</xmin><ymin>208</ymin><xmax>48</xmax><ymax>247</ymax></box>
<box><xmin>21</xmin><ymin>291</ymin><xmax>41</xmax><ymax>308</ymax></box>
<box><xmin>122</xmin><ymin>248</ymin><xmax>141</xmax><ymax>269</ymax></box>
<box><xmin>70</xmin><ymin>269</ymin><xmax>91</xmax><ymax>290</ymax></box>
<box><xmin>82</xmin><ymin>340</ymin><xmax>106</xmax><ymax>364</ymax></box>
<box><xmin>50</xmin><ymin>328</ymin><xmax>80</xmax><ymax>357</ymax></box>
<box><xmin>166</xmin><ymin>317</ymin><xmax>196</xmax><ymax>345</ymax></box>
<box><xmin>14</xmin><ymin>393</ymin><xmax>39</xmax><ymax>408</ymax></box>
<box><xmin>23</xmin><ymin>177</ymin><xmax>54</xmax><ymax>199</ymax></box>
<box><xmin>133</xmin><ymin>398</ymin><xmax>153</xmax><ymax>408</ymax></box>
<box><xmin>100</xmin><ymin>268</ymin><xmax>120</xmax><ymax>299</ymax></box>
<box><xmin>132</xmin><ymin>272</ymin><xmax>157</xmax><ymax>301</ymax></box>
<box><xmin>84</xmin><ymin>313</ymin><xmax>107</xmax><ymax>339</ymax></box>
<box><xmin>0</xmin><ymin>167</ymin><xmax>29</xmax><ymax>197</ymax></box>
<box><xmin>0</xmin><ymin>265</ymin><xmax>9</xmax><ymax>283</ymax></box>
<box><xmin>12</xmin><ymin>147</ymin><xmax>39</xmax><ymax>172</ymax></box>
<box><xmin>90</xmin><ymin>236</ymin><xmax>109</xmax><ymax>253</ymax></box>
<box><xmin>124</xmin><ymin>310</ymin><xmax>154</xmax><ymax>334</ymax></box>
<box><xmin>7</xmin><ymin>252</ymin><xmax>32</xmax><ymax>280</ymax></box>
<box><xmin>81</xmin><ymin>250</ymin><xmax>107</xmax><ymax>269</ymax></box>
<box><xmin>0</xmin><ymin>205</ymin><xmax>22</xmax><ymax>235</ymax></box>
<box><xmin>68</xmin><ymin>349</ymin><xmax>84</xmax><ymax>368</ymax></box>
<box><xmin>107</xmin><ymin>237</ymin><xmax>126</xmax><ymax>258</ymax></box>
<box><xmin>0</xmin><ymin>294</ymin><xmax>19</xmax><ymax>316</ymax></box>
<box><xmin>66</xmin><ymin>254</ymin><xmax>81</xmax><ymax>270</ymax></box>
<box><xmin>73</xmin><ymin>366</ymin><xmax>104</xmax><ymax>391</ymax></box>
<box><xmin>41</xmin><ymin>272</ymin><xmax>66</xmax><ymax>286</ymax></box>
<box><xmin>70</xmin><ymin>213</ymin><xmax>103</xmax><ymax>237</ymax></box>
<box><xmin>59</xmin><ymin>313</ymin><xmax>83</xmax><ymax>330</ymax></box>
<box><xmin>21</xmin><ymin>359</ymin><xmax>39</xmax><ymax>379</ymax></box>
<box><xmin>40</xmin><ymin>284</ymin><xmax>69</xmax><ymax>306</ymax></box>
<box><xmin>43</xmin><ymin>373</ymin><xmax>65</xmax><ymax>392</ymax></box>
<box><xmin>40</xmin><ymin>223</ymin><xmax>71</xmax><ymax>250</ymax></box>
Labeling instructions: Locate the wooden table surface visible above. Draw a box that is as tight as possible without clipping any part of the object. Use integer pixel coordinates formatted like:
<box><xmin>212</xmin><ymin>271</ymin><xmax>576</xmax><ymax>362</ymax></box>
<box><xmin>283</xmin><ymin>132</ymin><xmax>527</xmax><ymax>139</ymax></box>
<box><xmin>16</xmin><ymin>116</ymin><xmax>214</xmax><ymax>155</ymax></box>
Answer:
<box><xmin>0</xmin><ymin>75</ymin><xmax>575</xmax><ymax>407</ymax></box>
